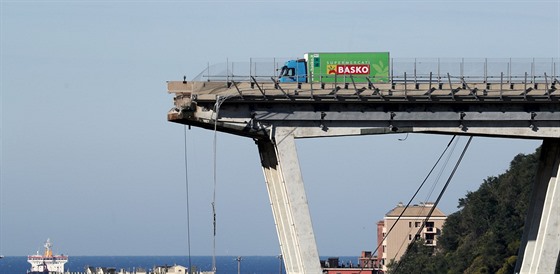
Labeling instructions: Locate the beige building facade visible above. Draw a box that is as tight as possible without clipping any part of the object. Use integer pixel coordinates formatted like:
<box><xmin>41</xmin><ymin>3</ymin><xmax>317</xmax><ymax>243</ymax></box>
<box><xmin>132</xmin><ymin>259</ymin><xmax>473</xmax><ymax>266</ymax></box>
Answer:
<box><xmin>378</xmin><ymin>202</ymin><xmax>446</xmax><ymax>271</ymax></box>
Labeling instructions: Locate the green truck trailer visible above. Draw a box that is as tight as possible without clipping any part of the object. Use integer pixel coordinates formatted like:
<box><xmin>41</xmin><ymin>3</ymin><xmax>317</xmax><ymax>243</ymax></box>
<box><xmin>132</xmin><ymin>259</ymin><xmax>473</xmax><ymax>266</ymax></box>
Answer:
<box><xmin>278</xmin><ymin>52</ymin><xmax>390</xmax><ymax>83</ymax></box>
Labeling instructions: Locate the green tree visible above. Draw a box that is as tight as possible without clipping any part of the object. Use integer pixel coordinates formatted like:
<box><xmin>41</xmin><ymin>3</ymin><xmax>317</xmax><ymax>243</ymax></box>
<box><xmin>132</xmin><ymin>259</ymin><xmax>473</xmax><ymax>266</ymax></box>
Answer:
<box><xmin>387</xmin><ymin>239</ymin><xmax>446</xmax><ymax>274</ymax></box>
<box><xmin>439</xmin><ymin>148</ymin><xmax>540</xmax><ymax>273</ymax></box>
<box><xmin>388</xmin><ymin>147</ymin><xmax>542</xmax><ymax>273</ymax></box>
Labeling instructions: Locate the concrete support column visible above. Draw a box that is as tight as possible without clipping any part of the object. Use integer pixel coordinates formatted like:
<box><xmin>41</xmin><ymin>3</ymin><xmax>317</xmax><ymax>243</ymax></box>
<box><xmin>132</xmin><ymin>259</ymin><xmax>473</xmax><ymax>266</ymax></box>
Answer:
<box><xmin>257</xmin><ymin>127</ymin><xmax>322</xmax><ymax>274</ymax></box>
<box><xmin>516</xmin><ymin>139</ymin><xmax>560</xmax><ymax>273</ymax></box>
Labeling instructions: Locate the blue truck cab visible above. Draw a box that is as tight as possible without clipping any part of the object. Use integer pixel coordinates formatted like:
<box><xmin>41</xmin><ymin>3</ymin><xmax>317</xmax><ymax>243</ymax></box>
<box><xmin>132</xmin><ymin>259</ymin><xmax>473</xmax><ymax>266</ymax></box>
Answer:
<box><xmin>278</xmin><ymin>59</ymin><xmax>307</xmax><ymax>83</ymax></box>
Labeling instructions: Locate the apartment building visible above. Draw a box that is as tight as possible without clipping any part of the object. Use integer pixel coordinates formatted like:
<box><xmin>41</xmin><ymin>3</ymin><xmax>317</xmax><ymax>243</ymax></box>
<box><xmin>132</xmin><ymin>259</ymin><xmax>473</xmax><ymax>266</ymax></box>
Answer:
<box><xmin>377</xmin><ymin>202</ymin><xmax>446</xmax><ymax>271</ymax></box>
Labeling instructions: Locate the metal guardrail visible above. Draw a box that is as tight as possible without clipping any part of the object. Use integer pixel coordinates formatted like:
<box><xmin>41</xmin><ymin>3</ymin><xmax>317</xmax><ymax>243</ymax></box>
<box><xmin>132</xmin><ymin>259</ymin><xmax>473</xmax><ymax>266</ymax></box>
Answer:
<box><xmin>190</xmin><ymin>58</ymin><xmax>559</xmax><ymax>85</ymax></box>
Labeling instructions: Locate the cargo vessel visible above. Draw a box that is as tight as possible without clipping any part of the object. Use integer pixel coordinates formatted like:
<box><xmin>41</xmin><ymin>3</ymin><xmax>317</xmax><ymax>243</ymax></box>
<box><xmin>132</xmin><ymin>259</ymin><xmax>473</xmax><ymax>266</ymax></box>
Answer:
<box><xmin>27</xmin><ymin>239</ymin><xmax>68</xmax><ymax>273</ymax></box>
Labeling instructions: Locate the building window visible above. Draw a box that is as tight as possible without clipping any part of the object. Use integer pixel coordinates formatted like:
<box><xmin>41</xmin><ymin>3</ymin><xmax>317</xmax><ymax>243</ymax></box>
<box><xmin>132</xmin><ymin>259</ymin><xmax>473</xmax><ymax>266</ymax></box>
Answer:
<box><xmin>415</xmin><ymin>221</ymin><xmax>421</xmax><ymax>227</ymax></box>
<box><xmin>409</xmin><ymin>222</ymin><xmax>412</xmax><ymax>227</ymax></box>
<box><xmin>409</xmin><ymin>234</ymin><xmax>412</xmax><ymax>240</ymax></box>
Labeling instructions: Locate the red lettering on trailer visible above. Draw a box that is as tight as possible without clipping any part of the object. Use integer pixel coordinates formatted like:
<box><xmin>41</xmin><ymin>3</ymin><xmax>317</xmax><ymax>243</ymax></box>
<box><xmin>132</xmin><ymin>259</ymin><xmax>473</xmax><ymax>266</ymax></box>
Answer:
<box><xmin>335</xmin><ymin>65</ymin><xmax>370</xmax><ymax>75</ymax></box>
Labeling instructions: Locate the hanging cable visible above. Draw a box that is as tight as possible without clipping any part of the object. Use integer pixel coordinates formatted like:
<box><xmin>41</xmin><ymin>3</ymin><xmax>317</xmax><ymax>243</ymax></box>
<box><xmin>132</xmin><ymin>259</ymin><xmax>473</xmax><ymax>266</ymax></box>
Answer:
<box><xmin>398</xmin><ymin>133</ymin><xmax>409</xmax><ymax>141</ymax></box>
<box><xmin>392</xmin><ymin>136</ymin><xmax>474</xmax><ymax>274</ymax></box>
<box><xmin>210</xmin><ymin>95</ymin><xmax>231</xmax><ymax>273</ymax></box>
<box><xmin>371</xmin><ymin>135</ymin><xmax>457</xmax><ymax>263</ymax></box>
<box><xmin>183</xmin><ymin>125</ymin><xmax>193</xmax><ymax>273</ymax></box>
<box><xmin>423</xmin><ymin>138</ymin><xmax>458</xmax><ymax>204</ymax></box>
<box><xmin>211</xmin><ymin>100</ymin><xmax>220</xmax><ymax>273</ymax></box>
<box><xmin>392</xmin><ymin>138</ymin><xmax>459</xmax><ymax>259</ymax></box>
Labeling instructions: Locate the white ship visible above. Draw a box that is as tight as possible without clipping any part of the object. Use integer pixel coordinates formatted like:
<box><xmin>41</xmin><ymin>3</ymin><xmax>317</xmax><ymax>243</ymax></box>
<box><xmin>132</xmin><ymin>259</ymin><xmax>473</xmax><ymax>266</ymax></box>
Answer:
<box><xmin>27</xmin><ymin>238</ymin><xmax>68</xmax><ymax>274</ymax></box>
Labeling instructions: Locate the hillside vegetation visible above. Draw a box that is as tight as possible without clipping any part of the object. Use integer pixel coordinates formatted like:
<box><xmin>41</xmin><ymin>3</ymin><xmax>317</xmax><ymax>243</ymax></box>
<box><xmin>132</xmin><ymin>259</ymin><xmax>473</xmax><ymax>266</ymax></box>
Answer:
<box><xmin>389</xmin><ymin>147</ymin><xmax>547</xmax><ymax>274</ymax></box>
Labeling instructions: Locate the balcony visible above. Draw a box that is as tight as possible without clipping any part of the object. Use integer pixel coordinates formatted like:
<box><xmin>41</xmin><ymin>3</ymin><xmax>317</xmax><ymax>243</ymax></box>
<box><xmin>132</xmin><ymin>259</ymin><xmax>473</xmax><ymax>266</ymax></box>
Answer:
<box><xmin>424</xmin><ymin>226</ymin><xmax>437</xmax><ymax>234</ymax></box>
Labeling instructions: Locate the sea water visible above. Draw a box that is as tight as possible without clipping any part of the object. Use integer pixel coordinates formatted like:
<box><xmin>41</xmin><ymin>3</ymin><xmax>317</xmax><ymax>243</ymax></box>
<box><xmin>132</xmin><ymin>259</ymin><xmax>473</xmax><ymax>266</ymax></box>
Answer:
<box><xmin>0</xmin><ymin>256</ymin><xmax>358</xmax><ymax>274</ymax></box>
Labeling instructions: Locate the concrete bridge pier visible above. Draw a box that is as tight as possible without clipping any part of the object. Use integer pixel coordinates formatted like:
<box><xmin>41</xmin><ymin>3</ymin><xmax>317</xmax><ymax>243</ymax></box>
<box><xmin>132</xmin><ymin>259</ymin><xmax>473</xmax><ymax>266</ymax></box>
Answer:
<box><xmin>516</xmin><ymin>139</ymin><xmax>560</xmax><ymax>274</ymax></box>
<box><xmin>257</xmin><ymin>127</ymin><xmax>322</xmax><ymax>274</ymax></box>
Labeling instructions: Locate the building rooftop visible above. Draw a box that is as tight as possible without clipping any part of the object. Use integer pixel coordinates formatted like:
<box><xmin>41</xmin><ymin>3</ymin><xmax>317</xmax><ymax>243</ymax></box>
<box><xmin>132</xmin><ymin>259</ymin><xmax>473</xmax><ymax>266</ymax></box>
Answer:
<box><xmin>385</xmin><ymin>202</ymin><xmax>446</xmax><ymax>218</ymax></box>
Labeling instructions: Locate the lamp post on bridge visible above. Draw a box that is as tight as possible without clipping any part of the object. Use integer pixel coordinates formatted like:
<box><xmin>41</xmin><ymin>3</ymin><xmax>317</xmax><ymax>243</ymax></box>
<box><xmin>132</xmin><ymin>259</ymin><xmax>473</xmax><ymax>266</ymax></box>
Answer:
<box><xmin>235</xmin><ymin>256</ymin><xmax>242</xmax><ymax>274</ymax></box>
<box><xmin>277</xmin><ymin>254</ymin><xmax>283</xmax><ymax>274</ymax></box>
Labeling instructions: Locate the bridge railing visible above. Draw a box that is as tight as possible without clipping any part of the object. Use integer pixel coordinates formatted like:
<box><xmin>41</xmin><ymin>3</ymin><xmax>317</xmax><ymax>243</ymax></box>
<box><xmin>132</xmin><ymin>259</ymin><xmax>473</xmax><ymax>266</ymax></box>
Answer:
<box><xmin>190</xmin><ymin>58</ymin><xmax>559</xmax><ymax>85</ymax></box>
<box><xmin>391</xmin><ymin>58</ymin><xmax>559</xmax><ymax>84</ymax></box>
<box><xmin>191</xmin><ymin>58</ymin><xmax>294</xmax><ymax>83</ymax></box>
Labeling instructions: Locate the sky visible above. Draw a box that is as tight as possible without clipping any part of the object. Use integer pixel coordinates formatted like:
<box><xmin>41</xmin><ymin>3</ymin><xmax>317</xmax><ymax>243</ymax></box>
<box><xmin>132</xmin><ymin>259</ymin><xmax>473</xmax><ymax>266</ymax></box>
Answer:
<box><xmin>1</xmin><ymin>0</ymin><xmax>558</xmax><ymax>258</ymax></box>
